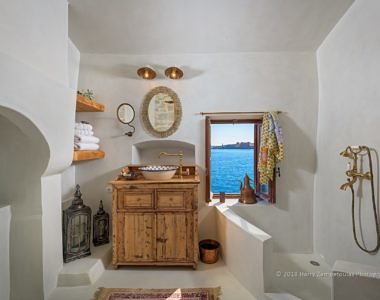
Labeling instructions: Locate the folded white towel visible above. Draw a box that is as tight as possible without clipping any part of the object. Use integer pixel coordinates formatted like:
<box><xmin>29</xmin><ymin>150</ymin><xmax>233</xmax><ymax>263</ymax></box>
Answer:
<box><xmin>74</xmin><ymin>135</ymin><xmax>100</xmax><ymax>144</ymax></box>
<box><xmin>74</xmin><ymin>129</ymin><xmax>94</xmax><ymax>136</ymax></box>
<box><xmin>75</xmin><ymin>122</ymin><xmax>93</xmax><ymax>130</ymax></box>
<box><xmin>74</xmin><ymin>143</ymin><xmax>100</xmax><ymax>150</ymax></box>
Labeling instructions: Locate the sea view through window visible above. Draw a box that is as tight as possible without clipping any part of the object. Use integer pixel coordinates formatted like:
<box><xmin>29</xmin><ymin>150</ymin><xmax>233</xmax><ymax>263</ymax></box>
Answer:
<box><xmin>211</xmin><ymin>123</ymin><xmax>254</xmax><ymax>194</ymax></box>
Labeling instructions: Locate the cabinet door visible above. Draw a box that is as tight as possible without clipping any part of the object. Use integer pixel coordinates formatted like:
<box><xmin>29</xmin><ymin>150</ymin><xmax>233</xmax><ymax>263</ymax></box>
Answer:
<box><xmin>156</xmin><ymin>212</ymin><xmax>194</xmax><ymax>262</ymax></box>
<box><xmin>117</xmin><ymin>213</ymin><xmax>156</xmax><ymax>262</ymax></box>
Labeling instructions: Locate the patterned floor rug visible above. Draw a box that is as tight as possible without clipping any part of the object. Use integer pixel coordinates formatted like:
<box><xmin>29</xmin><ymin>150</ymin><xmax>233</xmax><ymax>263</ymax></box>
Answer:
<box><xmin>94</xmin><ymin>287</ymin><xmax>221</xmax><ymax>300</ymax></box>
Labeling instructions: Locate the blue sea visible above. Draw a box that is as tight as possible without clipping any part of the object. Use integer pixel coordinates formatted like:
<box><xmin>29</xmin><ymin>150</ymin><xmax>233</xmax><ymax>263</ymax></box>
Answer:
<box><xmin>211</xmin><ymin>149</ymin><xmax>254</xmax><ymax>194</ymax></box>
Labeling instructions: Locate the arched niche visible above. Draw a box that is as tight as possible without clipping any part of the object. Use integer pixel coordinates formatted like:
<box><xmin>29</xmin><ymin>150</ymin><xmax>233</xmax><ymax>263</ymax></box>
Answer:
<box><xmin>0</xmin><ymin>106</ymin><xmax>50</xmax><ymax>300</ymax></box>
<box><xmin>132</xmin><ymin>139</ymin><xmax>196</xmax><ymax>165</ymax></box>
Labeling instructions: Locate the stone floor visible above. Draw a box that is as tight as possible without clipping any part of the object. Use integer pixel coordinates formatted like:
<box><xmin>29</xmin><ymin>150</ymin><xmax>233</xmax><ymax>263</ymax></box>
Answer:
<box><xmin>48</xmin><ymin>259</ymin><xmax>257</xmax><ymax>300</ymax></box>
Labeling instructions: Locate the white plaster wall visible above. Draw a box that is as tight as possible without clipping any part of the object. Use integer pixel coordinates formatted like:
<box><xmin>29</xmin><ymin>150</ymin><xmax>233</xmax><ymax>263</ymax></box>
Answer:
<box><xmin>216</xmin><ymin>204</ymin><xmax>272</xmax><ymax>300</ymax></box>
<box><xmin>132</xmin><ymin>140</ymin><xmax>196</xmax><ymax>164</ymax></box>
<box><xmin>0</xmin><ymin>205</ymin><xmax>11</xmax><ymax>300</ymax></box>
<box><xmin>0</xmin><ymin>0</ymin><xmax>68</xmax><ymax>84</ymax></box>
<box><xmin>0</xmin><ymin>1</ymin><xmax>78</xmax><ymax>299</ymax></box>
<box><xmin>42</xmin><ymin>174</ymin><xmax>64</xmax><ymax>297</ymax></box>
<box><xmin>316</xmin><ymin>0</ymin><xmax>380</xmax><ymax>267</ymax></box>
<box><xmin>68</xmin><ymin>39</ymin><xmax>81</xmax><ymax>91</ymax></box>
<box><xmin>76</xmin><ymin>52</ymin><xmax>319</xmax><ymax>252</ymax></box>
<box><xmin>0</xmin><ymin>112</ymin><xmax>49</xmax><ymax>300</ymax></box>
<box><xmin>61</xmin><ymin>39</ymin><xmax>81</xmax><ymax>202</ymax></box>
<box><xmin>62</xmin><ymin>166</ymin><xmax>76</xmax><ymax>201</ymax></box>
<box><xmin>0</xmin><ymin>35</ymin><xmax>75</xmax><ymax>179</ymax></box>
<box><xmin>0</xmin><ymin>0</ymin><xmax>76</xmax><ymax>176</ymax></box>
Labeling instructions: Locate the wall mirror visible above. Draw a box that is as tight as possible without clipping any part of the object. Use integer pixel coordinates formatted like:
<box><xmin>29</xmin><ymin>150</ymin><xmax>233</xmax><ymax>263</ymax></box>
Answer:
<box><xmin>141</xmin><ymin>86</ymin><xmax>182</xmax><ymax>138</ymax></box>
<box><xmin>117</xmin><ymin>103</ymin><xmax>135</xmax><ymax>136</ymax></box>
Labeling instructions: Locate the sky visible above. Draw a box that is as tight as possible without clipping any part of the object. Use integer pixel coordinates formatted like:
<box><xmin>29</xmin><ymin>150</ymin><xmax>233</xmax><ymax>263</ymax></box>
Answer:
<box><xmin>211</xmin><ymin>123</ymin><xmax>254</xmax><ymax>146</ymax></box>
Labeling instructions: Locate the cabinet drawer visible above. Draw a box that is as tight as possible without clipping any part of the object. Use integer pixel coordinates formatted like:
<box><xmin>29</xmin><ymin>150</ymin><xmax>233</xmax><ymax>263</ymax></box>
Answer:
<box><xmin>157</xmin><ymin>190</ymin><xmax>192</xmax><ymax>209</ymax></box>
<box><xmin>118</xmin><ymin>191</ymin><xmax>154</xmax><ymax>209</ymax></box>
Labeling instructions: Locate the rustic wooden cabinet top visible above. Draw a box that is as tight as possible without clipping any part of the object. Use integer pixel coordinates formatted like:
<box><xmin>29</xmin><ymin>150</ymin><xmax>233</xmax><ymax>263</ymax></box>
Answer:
<box><xmin>110</xmin><ymin>164</ymin><xmax>200</xmax><ymax>185</ymax></box>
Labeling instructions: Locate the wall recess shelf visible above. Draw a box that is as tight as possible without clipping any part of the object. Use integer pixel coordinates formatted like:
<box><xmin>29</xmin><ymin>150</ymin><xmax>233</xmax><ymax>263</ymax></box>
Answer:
<box><xmin>76</xmin><ymin>94</ymin><xmax>105</xmax><ymax>112</ymax></box>
<box><xmin>73</xmin><ymin>94</ymin><xmax>105</xmax><ymax>162</ymax></box>
<box><xmin>73</xmin><ymin>150</ymin><xmax>105</xmax><ymax>162</ymax></box>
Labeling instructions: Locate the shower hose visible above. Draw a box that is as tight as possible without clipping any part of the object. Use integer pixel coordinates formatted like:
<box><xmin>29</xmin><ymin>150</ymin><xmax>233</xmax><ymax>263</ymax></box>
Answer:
<box><xmin>348</xmin><ymin>146</ymin><xmax>380</xmax><ymax>253</ymax></box>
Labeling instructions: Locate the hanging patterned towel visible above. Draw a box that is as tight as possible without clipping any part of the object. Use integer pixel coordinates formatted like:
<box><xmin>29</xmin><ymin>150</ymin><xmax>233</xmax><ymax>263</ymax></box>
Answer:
<box><xmin>258</xmin><ymin>112</ymin><xmax>284</xmax><ymax>184</ymax></box>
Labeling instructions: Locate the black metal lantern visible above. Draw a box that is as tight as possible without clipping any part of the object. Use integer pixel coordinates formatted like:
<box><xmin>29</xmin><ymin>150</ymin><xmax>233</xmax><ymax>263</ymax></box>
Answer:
<box><xmin>93</xmin><ymin>200</ymin><xmax>110</xmax><ymax>246</ymax></box>
<box><xmin>63</xmin><ymin>185</ymin><xmax>92</xmax><ymax>263</ymax></box>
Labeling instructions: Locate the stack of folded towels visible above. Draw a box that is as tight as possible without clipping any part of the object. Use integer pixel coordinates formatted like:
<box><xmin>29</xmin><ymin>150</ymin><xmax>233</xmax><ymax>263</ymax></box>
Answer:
<box><xmin>74</xmin><ymin>121</ymin><xmax>100</xmax><ymax>150</ymax></box>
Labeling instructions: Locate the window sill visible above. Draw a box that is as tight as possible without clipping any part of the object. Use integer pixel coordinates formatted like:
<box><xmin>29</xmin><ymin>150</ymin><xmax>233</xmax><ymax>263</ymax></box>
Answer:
<box><xmin>207</xmin><ymin>197</ymin><xmax>272</xmax><ymax>207</ymax></box>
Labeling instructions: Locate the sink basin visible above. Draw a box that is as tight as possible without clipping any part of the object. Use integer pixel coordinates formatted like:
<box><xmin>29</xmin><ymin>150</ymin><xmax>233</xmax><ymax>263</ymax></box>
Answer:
<box><xmin>138</xmin><ymin>165</ymin><xmax>178</xmax><ymax>180</ymax></box>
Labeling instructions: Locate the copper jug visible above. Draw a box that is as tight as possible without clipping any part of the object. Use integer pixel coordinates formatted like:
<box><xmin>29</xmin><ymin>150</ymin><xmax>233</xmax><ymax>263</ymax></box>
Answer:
<box><xmin>239</xmin><ymin>174</ymin><xmax>256</xmax><ymax>204</ymax></box>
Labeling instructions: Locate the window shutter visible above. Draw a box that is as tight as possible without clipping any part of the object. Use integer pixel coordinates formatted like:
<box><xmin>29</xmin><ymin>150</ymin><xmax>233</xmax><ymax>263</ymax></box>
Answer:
<box><xmin>205</xmin><ymin>117</ymin><xmax>211</xmax><ymax>202</ymax></box>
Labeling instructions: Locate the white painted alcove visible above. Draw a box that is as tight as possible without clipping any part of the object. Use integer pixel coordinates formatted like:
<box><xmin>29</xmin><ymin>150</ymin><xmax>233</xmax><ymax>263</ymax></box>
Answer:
<box><xmin>0</xmin><ymin>107</ymin><xmax>50</xmax><ymax>299</ymax></box>
<box><xmin>132</xmin><ymin>139</ymin><xmax>196</xmax><ymax>164</ymax></box>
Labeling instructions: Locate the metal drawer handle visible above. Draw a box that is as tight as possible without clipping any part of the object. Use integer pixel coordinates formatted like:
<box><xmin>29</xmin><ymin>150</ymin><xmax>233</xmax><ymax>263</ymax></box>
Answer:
<box><xmin>156</xmin><ymin>237</ymin><xmax>167</xmax><ymax>243</ymax></box>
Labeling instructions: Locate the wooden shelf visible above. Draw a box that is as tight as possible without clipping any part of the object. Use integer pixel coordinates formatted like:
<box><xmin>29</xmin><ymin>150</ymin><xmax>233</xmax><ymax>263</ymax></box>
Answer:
<box><xmin>76</xmin><ymin>94</ymin><xmax>105</xmax><ymax>112</ymax></box>
<box><xmin>73</xmin><ymin>150</ymin><xmax>105</xmax><ymax>162</ymax></box>
<box><xmin>73</xmin><ymin>94</ymin><xmax>105</xmax><ymax>162</ymax></box>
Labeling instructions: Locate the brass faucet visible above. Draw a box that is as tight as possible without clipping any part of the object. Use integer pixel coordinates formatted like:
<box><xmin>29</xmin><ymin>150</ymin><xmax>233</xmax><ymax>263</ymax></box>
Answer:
<box><xmin>340</xmin><ymin>177</ymin><xmax>358</xmax><ymax>191</ymax></box>
<box><xmin>159</xmin><ymin>151</ymin><xmax>184</xmax><ymax>178</ymax></box>
<box><xmin>340</xmin><ymin>145</ymin><xmax>372</xmax><ymax>190</ymax></box>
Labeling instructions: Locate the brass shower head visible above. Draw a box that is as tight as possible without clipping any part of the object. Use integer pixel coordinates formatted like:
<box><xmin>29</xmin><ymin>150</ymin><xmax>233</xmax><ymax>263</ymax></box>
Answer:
<box><xmin>340</xmin><ymin>147</ymin><xmax>351</xmax><ymax>157</ymax></box>
<box><xmin>340</xmin><ymin>145</ymin><xmax>366</xmax><ymax>158</ymax></box>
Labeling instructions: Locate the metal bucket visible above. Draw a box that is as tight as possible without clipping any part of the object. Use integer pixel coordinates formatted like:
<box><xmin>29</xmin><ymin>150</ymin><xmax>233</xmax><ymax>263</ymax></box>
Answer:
<box><xmin>199</xmin><ymin>239</ymin><xmax>220</xmax><ymax>264</ymax></box>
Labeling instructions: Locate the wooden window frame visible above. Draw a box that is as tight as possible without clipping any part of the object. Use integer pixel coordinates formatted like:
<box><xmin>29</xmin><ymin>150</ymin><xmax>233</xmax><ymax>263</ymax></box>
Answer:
<box><xmin>205</xmin><ymin>117</ymin><xmax>276</xmax><ymax>203</ymax></box>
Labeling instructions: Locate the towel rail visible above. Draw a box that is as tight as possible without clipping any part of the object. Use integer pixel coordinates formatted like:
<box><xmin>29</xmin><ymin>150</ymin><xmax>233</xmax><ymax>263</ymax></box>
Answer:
<box><xmin>199</xmin><ymin>111</ymin><xmax>282</xmax><ymax>116</ymax></box>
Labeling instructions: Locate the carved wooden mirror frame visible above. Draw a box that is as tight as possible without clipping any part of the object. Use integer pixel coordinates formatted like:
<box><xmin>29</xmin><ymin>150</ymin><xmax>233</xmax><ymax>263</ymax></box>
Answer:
<box><xmin>141</xmin><ymin>86</ymin><xmax>182</xmax><ymax>138</ymax></box>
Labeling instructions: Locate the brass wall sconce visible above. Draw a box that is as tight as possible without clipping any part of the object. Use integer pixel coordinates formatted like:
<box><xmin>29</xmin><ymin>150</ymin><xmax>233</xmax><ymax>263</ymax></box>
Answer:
<box><xmin>165</xmin><ymin>66</ymin><xmax>183</xmax><ymax>79</ymax></box>
<box><xmin>137</xmin><ymin>66</ymin><xmax>156</xmax><ymax>80</ymax></box>
<box><xmin>137</xmin><ymin>66</ymin><xmax>184</xmax><ymax>80</ymax></box>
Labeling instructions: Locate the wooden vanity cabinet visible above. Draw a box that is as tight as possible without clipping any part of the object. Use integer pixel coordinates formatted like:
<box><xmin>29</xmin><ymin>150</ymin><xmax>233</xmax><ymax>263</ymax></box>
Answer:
<box><xmin>112</xmin><ymin>181</ymin><xmax>199</xmax><ymax>269</ymax></box>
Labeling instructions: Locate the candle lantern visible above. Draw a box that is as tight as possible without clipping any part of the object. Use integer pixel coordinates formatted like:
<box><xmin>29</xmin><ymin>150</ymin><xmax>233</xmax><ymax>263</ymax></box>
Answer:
<box><xmin>93</xmin><ymin>200</ymin><xmax>110</xmax><ymax>246</ymax></box>
<box><xmin>62</xmin><ymin>185</ymin><xmax>92</xmax><ymax>263</ymax></box>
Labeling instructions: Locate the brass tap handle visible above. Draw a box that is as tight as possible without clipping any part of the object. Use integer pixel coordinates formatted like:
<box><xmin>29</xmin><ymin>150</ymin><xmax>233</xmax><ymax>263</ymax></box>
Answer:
<box><xmin>158</xmin><ymin>151</ymin><xmax>184</xmax><ymax>179</ymax></box>
<box><xmin>346</xmin><ymin>170</ymin><xmax>372</xmax><ymax>180</ymax></box>
<box><xmin>340</xmin><ymin>145</ymin><xmax>373</xmax><ymax>191</ymax></box>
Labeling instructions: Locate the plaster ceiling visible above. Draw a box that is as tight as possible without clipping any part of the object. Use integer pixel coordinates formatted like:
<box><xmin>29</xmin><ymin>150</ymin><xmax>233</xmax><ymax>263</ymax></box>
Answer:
<box><xmin>68</xmin><ymin>0</ymin><xmax>354</xmax><ymax>54</ymax></box>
